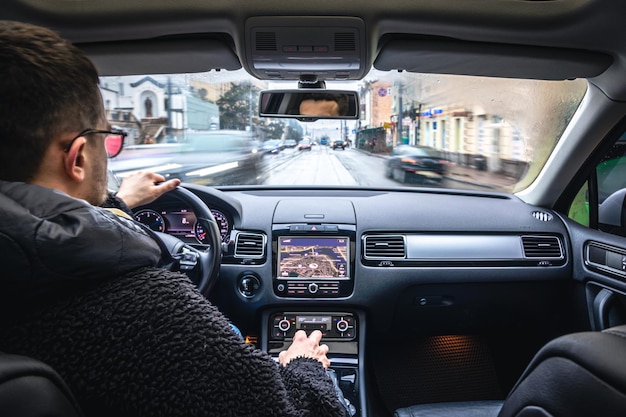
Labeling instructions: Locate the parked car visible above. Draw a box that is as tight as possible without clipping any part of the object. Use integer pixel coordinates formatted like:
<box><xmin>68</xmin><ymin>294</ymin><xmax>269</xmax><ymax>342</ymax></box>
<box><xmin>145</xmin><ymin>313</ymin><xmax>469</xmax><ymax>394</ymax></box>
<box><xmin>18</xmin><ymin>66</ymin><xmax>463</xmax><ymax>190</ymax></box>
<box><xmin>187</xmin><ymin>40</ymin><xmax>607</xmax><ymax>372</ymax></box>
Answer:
<box><xmin>385</xmin><ymin>145</ymin><xmax>448</xmax><ymax>183</ymax></box>
<box><xmin>5</xmin><ymin>1</ymin><xmax>626</xmax><ymax>417</ymax></box>
<box><xmin>284</xmin><ymin>139</ymin><xmax>297</xmax><ymax>148</ymax></box>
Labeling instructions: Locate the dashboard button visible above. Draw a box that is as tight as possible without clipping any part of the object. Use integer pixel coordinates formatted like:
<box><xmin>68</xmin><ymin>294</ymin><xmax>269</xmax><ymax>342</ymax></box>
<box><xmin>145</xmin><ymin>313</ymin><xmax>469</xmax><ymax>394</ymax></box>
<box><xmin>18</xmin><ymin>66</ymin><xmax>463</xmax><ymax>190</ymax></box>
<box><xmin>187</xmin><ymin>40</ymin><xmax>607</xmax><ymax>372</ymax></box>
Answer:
<box><xmin>278</xmin><ymin>319</ymin><xmax>291</xmax><ymax>331</ymax></box>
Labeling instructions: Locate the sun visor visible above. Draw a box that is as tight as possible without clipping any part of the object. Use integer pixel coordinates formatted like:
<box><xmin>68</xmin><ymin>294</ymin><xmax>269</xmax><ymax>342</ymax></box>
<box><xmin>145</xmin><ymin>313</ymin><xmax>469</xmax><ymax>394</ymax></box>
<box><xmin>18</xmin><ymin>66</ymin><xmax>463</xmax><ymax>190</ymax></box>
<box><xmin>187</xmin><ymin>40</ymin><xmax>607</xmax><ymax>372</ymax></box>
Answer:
<box><xmin>78</xmin><ymin>37</ymin><xmax>241</xmax><ymax>76</ymax></box>
<box><xmin>374</xmin><ymin>38</ymin><xmax>613</xmax><ymax>80</ymax></box>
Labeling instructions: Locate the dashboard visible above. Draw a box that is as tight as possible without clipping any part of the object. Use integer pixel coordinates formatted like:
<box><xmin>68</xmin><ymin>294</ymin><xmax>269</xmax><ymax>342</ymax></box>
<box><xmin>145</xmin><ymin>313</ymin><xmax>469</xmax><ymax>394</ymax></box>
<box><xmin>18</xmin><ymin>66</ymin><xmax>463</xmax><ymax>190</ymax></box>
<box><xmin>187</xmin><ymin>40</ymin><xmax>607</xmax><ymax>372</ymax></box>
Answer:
<box><xmin>134</xmin><ymin>184</ymin><xmax>574</xmax><ymax>321</ymax></box>
<box><xmin>130</xmin><ymin>184</ymin><xmax>590</xmax><ymax>417</ymax></box>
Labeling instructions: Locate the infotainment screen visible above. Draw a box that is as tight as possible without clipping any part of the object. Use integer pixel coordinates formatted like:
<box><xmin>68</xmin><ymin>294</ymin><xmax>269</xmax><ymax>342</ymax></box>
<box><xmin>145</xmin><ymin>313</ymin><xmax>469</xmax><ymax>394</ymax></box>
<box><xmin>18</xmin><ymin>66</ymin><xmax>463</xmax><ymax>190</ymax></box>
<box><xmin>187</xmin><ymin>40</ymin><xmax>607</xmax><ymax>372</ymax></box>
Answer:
<box><xmin>277</xmin><ymin>236</ymin><xmax>349</xmax><ymax>279</ymax></box>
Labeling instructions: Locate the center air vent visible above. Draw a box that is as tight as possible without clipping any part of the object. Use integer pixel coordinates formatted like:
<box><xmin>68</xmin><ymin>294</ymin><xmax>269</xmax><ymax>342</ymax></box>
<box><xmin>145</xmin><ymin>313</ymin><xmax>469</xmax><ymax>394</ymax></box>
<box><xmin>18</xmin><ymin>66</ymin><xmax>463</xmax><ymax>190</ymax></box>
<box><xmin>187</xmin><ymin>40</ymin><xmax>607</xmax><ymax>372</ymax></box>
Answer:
<box><xmin>364</xmin><ymin>235</ymin><xmax>406</xmax><ymax>258</ymax></box>
<box><xmin>521</xmin><ymin>235</ymin><xmax>563</xmax><ymax>258</ymax></box>
<box><xmin>235</xmin><ymin>232</ymin><xmax>266</xmax><ymax>258</ymax></box>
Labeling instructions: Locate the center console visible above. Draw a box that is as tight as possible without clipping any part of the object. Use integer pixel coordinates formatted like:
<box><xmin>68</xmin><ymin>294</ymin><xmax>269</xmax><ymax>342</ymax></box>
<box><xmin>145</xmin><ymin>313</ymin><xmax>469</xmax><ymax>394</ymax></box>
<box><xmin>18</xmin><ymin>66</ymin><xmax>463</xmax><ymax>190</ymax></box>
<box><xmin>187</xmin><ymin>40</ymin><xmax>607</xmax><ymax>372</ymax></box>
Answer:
<box><xmin>266</xmin><ymin>200</ymin><xmax>364</xmax><ymax>415</ymax></box>
<box><xmin>269</xmin><ymin>312</ymin><xmax>357</xmax><ymax>344</ymax></box>
<box><xmin>262</xmin><ymin>310</ymin><xmax>365</xmax><ymax>417</ymax></box>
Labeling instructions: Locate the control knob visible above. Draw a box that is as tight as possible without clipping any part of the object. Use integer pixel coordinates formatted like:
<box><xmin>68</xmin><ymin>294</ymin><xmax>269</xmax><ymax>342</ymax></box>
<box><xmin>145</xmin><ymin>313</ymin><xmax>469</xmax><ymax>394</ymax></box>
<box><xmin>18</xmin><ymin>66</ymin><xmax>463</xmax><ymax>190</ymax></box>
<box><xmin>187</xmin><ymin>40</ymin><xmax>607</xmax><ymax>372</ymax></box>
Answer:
<box><xmin>336</xmin><ymin>319</ymin><xmax>350</xmax><ymax>332</ymax></box>
<box><xmin>278</xmin><ymin>319</ymin><xmax>291</xmax><ymax>332</ymax></box>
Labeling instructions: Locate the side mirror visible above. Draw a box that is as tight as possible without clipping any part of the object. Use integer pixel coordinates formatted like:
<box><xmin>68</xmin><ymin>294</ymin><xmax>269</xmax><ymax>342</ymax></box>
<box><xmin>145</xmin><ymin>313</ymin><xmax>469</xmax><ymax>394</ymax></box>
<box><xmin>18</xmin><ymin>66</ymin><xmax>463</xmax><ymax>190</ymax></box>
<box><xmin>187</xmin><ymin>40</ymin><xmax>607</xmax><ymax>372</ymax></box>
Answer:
<box><xmin>599</xmin><ymin>188</ymin><xmax>626</xmax><ymax>237</ymax></box>
<box><xmin>259</xmin><ymin>90</ymin><xmax>360</xmax><ymax>121</ymax></box>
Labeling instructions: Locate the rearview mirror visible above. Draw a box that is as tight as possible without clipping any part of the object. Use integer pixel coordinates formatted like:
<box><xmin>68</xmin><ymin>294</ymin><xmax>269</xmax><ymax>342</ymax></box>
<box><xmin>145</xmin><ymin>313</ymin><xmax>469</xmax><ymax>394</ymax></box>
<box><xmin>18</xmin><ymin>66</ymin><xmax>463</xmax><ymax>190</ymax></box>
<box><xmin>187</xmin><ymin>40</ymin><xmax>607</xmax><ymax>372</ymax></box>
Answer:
<box><xmin>259</xmin><ymin>90</ymin><xmax>360</xmax><ymax>121</ymax></box>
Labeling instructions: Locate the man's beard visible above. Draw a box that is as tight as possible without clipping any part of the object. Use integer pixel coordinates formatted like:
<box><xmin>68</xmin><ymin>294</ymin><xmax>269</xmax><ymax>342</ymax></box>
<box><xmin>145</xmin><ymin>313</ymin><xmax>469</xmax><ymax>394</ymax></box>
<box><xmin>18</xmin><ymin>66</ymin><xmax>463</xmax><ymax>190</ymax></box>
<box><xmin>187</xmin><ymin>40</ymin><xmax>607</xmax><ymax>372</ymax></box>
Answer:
<box><xmin>85</xmin><ymin>161</ymin><xmax>109</xmax><ymax>206</ymax></box>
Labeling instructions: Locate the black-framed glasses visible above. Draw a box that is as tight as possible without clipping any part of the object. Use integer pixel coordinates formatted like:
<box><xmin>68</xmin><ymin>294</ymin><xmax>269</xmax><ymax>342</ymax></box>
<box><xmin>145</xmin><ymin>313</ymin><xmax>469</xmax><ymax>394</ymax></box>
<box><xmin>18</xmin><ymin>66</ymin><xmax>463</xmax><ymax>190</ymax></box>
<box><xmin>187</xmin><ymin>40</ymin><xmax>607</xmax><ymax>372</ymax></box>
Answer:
<box><xmin>64</xmin><ymin>128</ymin><xmax>127</xmax><ymax>158</ymax></box>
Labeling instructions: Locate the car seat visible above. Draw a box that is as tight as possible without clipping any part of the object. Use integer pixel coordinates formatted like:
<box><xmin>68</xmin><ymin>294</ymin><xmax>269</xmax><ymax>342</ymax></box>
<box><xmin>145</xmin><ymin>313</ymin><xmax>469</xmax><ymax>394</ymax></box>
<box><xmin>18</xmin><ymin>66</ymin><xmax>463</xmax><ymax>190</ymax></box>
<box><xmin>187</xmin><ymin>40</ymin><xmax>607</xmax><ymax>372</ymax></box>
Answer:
<box><xmin>0</xmin><ymin>351</ymin><xmax>83</xmax><ymax>417</ymax></box>
<box><xmin>394</xmin><ymin>324</ymin><xmax>626</xmax><ymax>417</ymax></box>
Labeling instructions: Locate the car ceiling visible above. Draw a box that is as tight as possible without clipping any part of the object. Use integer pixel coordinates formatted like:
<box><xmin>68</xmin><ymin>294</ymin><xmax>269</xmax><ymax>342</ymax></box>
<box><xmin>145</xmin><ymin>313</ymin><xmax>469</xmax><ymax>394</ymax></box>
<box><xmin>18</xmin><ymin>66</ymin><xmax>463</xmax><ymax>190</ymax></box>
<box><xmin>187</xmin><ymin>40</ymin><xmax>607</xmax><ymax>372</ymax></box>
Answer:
<box><xmin>3</xmin><ymin>0</ymin><xmax>626</xmax><ymax>100</ymax></box>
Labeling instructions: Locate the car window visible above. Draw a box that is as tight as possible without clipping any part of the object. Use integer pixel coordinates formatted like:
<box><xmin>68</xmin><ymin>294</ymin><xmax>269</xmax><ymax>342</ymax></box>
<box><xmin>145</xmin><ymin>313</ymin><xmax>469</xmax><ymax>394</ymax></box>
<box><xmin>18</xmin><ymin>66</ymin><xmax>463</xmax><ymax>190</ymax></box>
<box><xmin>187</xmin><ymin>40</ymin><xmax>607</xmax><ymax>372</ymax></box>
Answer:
<box><xmin>104</xmin><ymin>70</ymin><xmax>587</xmax><ymax>192</ymax></box>
<box><xmin>597</xmin><ymin>133</ymin><xmax>626</xmax><ymax>202</ymax></box>
<box><xmin>567</xmin><ymin>130</ymin><xmax>626</xmax><ymax>235</ymax></box>
<box><xmin>392</xmin><ymin>147</ymin><xmax>439</xmax><ymax>158</ymax></box>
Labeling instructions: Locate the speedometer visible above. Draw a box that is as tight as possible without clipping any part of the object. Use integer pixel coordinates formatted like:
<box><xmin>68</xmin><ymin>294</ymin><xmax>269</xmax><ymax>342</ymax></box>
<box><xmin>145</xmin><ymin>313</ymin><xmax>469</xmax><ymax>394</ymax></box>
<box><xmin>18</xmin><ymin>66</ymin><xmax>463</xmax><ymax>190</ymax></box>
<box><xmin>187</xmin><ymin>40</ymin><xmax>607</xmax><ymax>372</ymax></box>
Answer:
<box><xmin>134</xmin><ymin>209</ymin><xmax>165</xmax><ymax>232</ymax></box>
<box><xmin>194</xmin><ymin>209</ymin><xmax>230</xmax><ymax>244</ymax></box>
<box><xmin>212</xmin><ymin>210</ymin><xmax>230</xmax><ymax>243</ymax></box>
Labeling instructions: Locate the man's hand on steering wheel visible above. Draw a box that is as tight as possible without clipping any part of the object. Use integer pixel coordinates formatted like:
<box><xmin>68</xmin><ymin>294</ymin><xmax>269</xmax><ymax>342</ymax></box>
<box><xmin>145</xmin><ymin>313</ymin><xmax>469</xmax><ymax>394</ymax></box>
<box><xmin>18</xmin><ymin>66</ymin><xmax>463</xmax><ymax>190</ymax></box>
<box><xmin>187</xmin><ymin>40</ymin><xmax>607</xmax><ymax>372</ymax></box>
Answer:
<box><xmin>116</xmin><ymin>171</ymin><xmax>181</xmax><ymax>209</ymax></box>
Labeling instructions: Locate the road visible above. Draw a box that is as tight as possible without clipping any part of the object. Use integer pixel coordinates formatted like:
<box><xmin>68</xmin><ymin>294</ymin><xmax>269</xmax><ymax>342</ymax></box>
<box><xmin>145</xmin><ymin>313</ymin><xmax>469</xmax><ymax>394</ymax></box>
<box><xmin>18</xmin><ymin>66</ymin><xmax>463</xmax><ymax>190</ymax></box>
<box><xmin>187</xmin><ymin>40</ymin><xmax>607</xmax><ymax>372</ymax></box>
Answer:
<box><xmin>261</xmin><ymin>145</ymin><xmax>507</xmax><ymax>191</ymax></box>
<box><xmin>262</xmin><ymin>145</ymin><xmax>385</xmax><ymax>187</ymax></box>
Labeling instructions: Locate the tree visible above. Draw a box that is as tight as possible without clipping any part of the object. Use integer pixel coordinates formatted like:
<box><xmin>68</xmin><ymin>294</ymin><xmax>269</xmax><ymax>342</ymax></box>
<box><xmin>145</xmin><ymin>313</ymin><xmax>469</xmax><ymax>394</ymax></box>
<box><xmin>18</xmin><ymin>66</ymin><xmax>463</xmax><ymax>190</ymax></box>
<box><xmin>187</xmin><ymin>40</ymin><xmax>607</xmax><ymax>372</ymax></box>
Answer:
<box><xmin>265</xmin><ymin>120</ymin><xmax>285</xmax><ymax>139</ymax></box>
<box><xmin>284</xmin><ymin>123</ymin><xmax>303</xmax><ymax>141</ymax></box>
<box><xmin>217</xmin><ymin>82</ymin><xmax>259</xmax><ymax>130</ymax></box>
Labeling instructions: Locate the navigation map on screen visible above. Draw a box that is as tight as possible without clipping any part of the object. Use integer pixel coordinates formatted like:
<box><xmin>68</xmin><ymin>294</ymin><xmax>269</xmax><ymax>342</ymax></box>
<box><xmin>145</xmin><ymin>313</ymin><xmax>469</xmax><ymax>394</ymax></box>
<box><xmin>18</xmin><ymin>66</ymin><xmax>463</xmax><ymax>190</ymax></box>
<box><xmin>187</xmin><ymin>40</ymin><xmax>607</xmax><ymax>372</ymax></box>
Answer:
<box><xmin>278</xmin><ymin>237</ymin><xmax>349</xmax><ymax>279</ymax></box>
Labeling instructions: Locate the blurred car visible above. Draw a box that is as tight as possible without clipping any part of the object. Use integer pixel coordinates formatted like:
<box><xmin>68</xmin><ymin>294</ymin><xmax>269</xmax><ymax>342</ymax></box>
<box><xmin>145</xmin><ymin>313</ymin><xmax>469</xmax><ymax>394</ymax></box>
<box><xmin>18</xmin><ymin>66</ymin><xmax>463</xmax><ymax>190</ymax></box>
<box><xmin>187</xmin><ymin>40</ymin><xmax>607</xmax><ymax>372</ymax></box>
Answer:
<box><xmin>110</xmin><ymin>130</ymin><xmax>262</xmax><ymax>186</ymax></box>
<box><xmin>298</xmin><ymin>138</ymin><xmax>312</xmax><ymax>151</ymax></box>
<box><xmin>261</xmin><ymin>139</ymin><xmax>284</xmax><ymax>155</ymax></box>
<box><xmin>332</xmin><ymin>139</ymin><xmax>348</xmax><ymax>150</ymax></box>
<box><xmin>284</xmin><ymin>139</ymin><xmax>297</xmax><ymax>148</ymax></box>
<box><xmin>385</xmin><ymin>145</ymin><xmax>448</xmax><ymax>183</ymax></box>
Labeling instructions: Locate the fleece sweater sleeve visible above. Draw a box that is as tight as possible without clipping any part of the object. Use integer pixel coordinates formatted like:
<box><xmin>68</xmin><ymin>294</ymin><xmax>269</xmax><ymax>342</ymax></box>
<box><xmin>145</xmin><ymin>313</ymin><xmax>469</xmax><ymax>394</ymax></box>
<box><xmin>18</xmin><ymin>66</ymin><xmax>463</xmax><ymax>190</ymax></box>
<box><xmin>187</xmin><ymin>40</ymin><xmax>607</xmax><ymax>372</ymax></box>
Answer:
<box><xmin>280</xmin><ymin>358</ymin><xmax>350</xmax><ymax>417</ymax></box>
<box><xmin>0</xmin><ymin>268</ymin><xmax>348</xmax><ymax>417</ymax></box>
<box><xmin>101</xmin><ymin>191</ymin><xmax>134</xmax><ymax>216</ymax></box>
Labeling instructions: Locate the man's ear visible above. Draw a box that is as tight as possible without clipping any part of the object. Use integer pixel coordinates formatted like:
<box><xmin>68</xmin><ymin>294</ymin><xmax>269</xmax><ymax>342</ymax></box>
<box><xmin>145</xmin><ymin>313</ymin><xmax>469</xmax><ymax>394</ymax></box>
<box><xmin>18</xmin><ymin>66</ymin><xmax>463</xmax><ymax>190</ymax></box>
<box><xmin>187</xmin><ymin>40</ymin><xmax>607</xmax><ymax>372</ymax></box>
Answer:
<box><xmin>63</xmin><ymin>137</ymin><xmax>87</xmax><ymax>182</ymax></box>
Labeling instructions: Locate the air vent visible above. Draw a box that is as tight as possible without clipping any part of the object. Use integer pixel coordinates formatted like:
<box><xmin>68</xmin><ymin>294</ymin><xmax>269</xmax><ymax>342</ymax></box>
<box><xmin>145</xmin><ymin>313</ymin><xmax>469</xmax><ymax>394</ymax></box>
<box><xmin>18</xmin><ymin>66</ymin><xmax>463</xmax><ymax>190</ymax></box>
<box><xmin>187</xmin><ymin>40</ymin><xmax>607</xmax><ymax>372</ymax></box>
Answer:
<box><xmin>531</xmin><ymin>211</ymin><xmax>553</xmax><ymax>222</ymax></box>
<box><xmin>364</xmin><ymin>235</ymin><xmax>406</xmax><ymax>258</ymax></box>
<box><xmin>521</xmin><ymin>235</ymin><xmax>563</xmax><ymax>258</ymax></box>
<box><xmin>335</xmin><ymin>32</ymin><xmax>356</xmax><ymax>51</ymax></box>
<box><xmin>255</xmin><ymin>32</ymin><xmax>277</xmax><ymax>51</ymax></box>
<box><xmin>235</xmin><ymin>233</ymin><xmax>266</xmax><ymax>258</ymax></box>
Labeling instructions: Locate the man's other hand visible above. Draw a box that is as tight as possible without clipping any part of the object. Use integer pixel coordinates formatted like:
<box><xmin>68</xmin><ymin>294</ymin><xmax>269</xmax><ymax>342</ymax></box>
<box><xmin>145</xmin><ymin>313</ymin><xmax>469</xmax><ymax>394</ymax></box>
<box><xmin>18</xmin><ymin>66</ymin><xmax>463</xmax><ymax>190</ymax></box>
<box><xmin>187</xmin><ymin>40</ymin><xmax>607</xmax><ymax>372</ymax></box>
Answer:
<box><xmin>278</xmin><ymin>330</ymin><xmax>330</xmax><ymax>368</ymax></box>
<box><xmin>115</xmin><ymin>171</ymin><xmax>181</xmax><ymax>209</ymax></box>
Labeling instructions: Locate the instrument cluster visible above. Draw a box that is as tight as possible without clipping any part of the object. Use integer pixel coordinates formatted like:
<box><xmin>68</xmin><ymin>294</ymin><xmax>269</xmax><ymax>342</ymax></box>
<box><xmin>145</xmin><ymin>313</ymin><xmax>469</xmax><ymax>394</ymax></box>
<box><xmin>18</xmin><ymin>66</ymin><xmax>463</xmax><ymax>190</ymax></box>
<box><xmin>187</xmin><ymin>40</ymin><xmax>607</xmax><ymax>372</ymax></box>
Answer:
<box><xmin>134</xmin><ymin>206</ymin><xmax>230</xmax><ymax>245</ymax></box>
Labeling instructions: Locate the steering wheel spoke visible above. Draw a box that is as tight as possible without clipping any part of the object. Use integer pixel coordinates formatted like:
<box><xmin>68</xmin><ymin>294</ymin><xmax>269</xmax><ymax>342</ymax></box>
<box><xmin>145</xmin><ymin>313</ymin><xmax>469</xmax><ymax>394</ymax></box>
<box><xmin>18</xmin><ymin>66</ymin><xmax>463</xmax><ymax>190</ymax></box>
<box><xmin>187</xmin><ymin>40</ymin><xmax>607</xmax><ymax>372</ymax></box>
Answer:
<box><xmin>148</xmin><ymin>186</ymin><xmax>222</xmax><ymax>296</ymax></box>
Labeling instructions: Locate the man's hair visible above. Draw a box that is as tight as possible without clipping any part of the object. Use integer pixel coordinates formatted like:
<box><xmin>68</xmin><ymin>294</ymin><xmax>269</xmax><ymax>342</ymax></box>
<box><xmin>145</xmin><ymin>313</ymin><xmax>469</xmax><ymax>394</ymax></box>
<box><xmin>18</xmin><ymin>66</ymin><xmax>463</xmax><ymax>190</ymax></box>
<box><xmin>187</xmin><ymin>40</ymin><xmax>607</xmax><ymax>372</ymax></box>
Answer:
<box><xmin>0</xmin><ymin>21</ymin><xmax>102</xmax><ymax>181</ymax></box>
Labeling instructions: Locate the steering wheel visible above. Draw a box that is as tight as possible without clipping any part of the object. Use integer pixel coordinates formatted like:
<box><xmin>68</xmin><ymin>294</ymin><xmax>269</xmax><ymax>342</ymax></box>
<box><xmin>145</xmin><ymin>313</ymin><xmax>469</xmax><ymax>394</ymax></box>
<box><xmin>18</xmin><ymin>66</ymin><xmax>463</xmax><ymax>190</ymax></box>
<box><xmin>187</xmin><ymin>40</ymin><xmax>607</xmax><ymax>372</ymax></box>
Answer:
<box><xmin>153</xmin><ymin>186</ymin><xmax>222</xmax><ymax>296</ymax></box>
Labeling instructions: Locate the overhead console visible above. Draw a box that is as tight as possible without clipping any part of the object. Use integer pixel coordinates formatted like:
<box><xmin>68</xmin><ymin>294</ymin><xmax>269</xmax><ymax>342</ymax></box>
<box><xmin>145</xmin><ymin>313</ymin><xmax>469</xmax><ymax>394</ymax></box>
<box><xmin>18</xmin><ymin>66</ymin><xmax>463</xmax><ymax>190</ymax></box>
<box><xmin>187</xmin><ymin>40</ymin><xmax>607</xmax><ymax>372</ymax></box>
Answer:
<box><xmin>272</xmin><ymin>199</ymin><xmax>356</xmax><ymax>298</ymax></box>
<box><xmin>244</xmin><ymin>16</ymin><xmax>368</xmax><ymax>80</ymax></box>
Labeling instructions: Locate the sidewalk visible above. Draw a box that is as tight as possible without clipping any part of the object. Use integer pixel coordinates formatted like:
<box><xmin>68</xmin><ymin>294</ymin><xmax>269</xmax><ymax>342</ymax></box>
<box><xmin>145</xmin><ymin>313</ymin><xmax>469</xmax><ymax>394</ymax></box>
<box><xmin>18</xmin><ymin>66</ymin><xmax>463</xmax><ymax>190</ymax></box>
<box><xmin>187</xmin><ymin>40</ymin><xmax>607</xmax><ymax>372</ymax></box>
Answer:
<box><xmin>444</xmin><ymin>163</ymin><xmax>518</xmax><ymax>191</ymax></box>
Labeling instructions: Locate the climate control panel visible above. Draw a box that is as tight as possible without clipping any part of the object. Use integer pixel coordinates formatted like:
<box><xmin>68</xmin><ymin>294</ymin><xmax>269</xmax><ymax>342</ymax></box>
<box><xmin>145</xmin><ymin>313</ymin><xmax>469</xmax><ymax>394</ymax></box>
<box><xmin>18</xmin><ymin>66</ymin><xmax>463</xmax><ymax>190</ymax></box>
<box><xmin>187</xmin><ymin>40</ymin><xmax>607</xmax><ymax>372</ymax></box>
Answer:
<box><xmin>269</xmin><ymin>312</ymin><xmax>356</xmax><ymax>341</ymax></box>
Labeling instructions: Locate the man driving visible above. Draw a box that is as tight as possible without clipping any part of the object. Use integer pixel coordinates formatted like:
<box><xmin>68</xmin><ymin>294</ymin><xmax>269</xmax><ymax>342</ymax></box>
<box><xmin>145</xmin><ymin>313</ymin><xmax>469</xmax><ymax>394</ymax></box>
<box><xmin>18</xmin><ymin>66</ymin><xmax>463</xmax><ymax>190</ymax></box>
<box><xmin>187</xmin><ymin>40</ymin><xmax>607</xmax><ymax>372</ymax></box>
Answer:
<box><xmin>0</xmin><ymin>20</ymin><xmax>348</xmax><ymax>417</ymax></box>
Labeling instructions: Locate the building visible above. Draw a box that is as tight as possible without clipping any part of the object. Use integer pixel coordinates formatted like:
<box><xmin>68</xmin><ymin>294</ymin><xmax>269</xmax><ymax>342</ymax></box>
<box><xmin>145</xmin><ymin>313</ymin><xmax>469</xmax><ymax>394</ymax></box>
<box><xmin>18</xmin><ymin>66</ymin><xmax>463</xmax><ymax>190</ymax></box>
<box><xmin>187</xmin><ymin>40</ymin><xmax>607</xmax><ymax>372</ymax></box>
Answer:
<box><xmin>100</xmin><ymin>75</ymin><xmax>220</xmax><ymax>144</ymax></box>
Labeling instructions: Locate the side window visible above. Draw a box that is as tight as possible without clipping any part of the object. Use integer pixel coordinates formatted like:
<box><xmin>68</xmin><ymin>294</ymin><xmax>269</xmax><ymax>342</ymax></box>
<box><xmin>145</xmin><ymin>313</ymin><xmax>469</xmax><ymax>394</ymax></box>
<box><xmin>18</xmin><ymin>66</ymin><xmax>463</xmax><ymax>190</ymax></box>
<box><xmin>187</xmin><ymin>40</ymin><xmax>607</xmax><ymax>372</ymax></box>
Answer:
<box><xmin>568</xmin><ymin>182</ymin><xmax>589</xmax><ymax>227</ymax></box>
<box><xmin>569</xmin><ymin>132</ymin><xmax>626</xmax><ymax>236</ymax></box>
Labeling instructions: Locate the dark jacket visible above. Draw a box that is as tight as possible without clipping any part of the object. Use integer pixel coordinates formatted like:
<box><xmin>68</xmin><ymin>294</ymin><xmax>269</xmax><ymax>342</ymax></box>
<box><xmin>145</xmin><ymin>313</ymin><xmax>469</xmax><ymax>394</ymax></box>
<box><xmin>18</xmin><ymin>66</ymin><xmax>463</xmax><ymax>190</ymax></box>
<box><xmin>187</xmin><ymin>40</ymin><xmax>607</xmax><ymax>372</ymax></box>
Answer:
<box><xmin>0</xmin><ymin>181</ymin><xmax>348</xmax><ymax>417</ymax></box>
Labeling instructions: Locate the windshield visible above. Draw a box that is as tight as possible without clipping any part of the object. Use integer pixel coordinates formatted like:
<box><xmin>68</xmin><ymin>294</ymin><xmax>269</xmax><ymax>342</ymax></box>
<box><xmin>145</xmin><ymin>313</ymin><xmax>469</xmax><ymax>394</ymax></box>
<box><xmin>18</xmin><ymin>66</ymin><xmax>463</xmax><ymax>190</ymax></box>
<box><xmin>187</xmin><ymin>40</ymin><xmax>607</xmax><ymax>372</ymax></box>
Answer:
<box><xmin>104</xmin><ymin>69</ymin><xmax>587</xmax><ymax>192</ymax></box>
